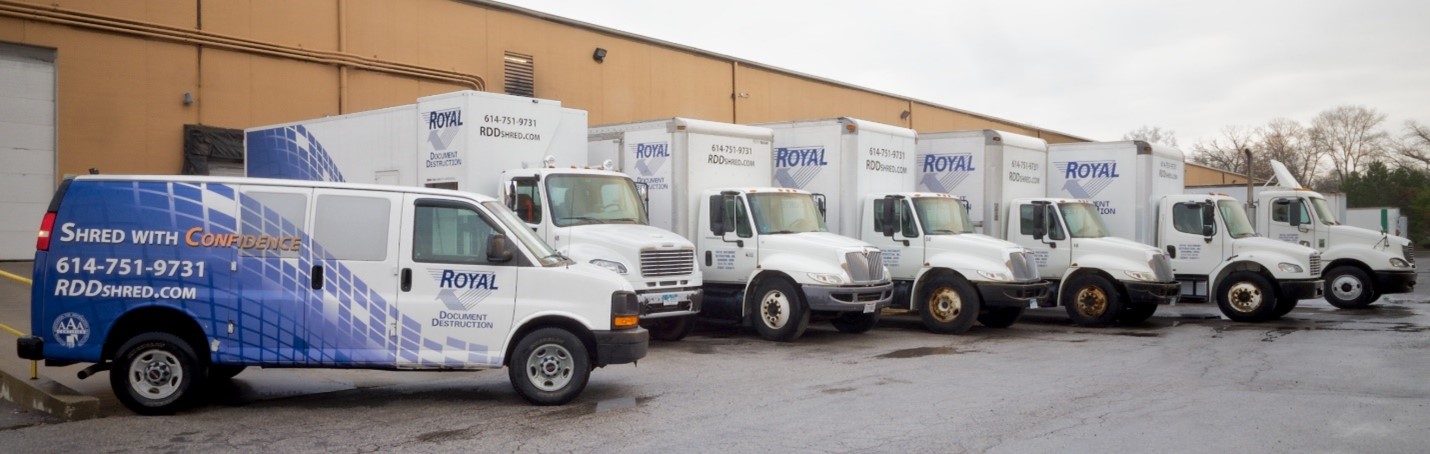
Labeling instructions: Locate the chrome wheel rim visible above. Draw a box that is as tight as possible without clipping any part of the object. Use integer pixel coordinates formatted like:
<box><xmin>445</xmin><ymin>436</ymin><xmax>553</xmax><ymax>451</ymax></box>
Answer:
<box><xmin>129</xmin><ymin>349</ymin><xmax>183</xmax><ymax>400</ymax></box>
<box><xmin>1330</xmin><ymin>274</ymin><xmax>1363</xmax><ymax>301</ymax></box>
<box><xmin>525</xmin><ymin>343</ymin><xmax>575</xmax><ymax>392</ymax></box>
<box><xmin>760</xmin><ymin>290</ymin><xmax>791</xmax><ymax>329</ymax></box>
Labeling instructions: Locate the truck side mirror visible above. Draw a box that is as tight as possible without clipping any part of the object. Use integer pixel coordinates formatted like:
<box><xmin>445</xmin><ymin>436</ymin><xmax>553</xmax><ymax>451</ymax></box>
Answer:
<box><xmin>813</xmin><ymin>193</ymin><xmax>827</xmax><ymax>221</ymax></box>
<box><xmin>709</xmin><ymin>194</ymin><xmax>727</xmax><ymax>235</ymax></box>
<box><xmin>504</xmin><ymin>180</ymin><xmax>518</xmax><ymax>210</ymax></box>
<box><xmin>1288</xmin><ymin>199</ymin><xmax>1303</xmax><ymax>227</ymax></box>
<box><xmin>1202</xmin><ymin>201</ymin><xmax>1216</xmax><ymax>237</ymax></box>
<box><xmin>634</xmin><ymin>181</ymin><xmax>650</xmax><ymax>215</ymax></box>
<box><xmin>879</xmin><ymin>196</ymin><xmax>898</xmax><ymax>237</ymax></box>
<box><xmin>1032</xmin><ymin>204</ymin><xmax>1047</xmax><ymax>241</ymax></box>
<box><xmin>486</xmin><ymin>234</ymin><xmax>513</xmax><ymax>263</ymax></box>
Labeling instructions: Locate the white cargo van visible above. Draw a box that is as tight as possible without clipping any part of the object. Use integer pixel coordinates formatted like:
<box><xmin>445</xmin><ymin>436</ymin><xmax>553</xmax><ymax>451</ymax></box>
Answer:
<box><xmin>1047</xmin><ymin>141</ymin><xmax>1324</xmax><ymax>322</ymax></box>
<box><xmin>245</xmin><ymin>90</ymin><xmax>702</xmax><ymax>340</ymax></box>
<box><xmin>590</xmin><ymin>118</ymin><xmax>893</xmax><ymax>342</ymax></box>
<box><xmin>762</xmin><ymin>118</ymin><xmax>1050</xmax><ymax>333</ymax></box>
<box><xmin>18</xmin><ymin>176</ymin><xmax>647</xmax><ymax>415</ymax></box>
<box><xmin>918</xmin><ymin>130</ymin><xmax>1180</xmax><ymax>327</ymax></box>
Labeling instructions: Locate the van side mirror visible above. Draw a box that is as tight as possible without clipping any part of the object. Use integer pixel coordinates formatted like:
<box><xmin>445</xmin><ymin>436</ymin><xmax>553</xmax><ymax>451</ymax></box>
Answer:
<box><xmin>1288</xmin><ymin>199</ymin><xmax>1303</xmax><ymax>227</ymax></box>
<box><xmin>879</xmin><ymin>196</ymin><xmax>898</xmax><ymax>237</ymax></box>
<box><xmin>709</xmin><ymin>194</ymin><xmax>727</xmax><ymax>235</ymax></box>
<box><xmin>487</xmin><ymin>234</ymin><xmax>513</xmax><ymax>263</ymax></box>
<box><xmin>1202</xmin><ymin>201</ymin><xmax>1216</xmax><ymax>237</ymax></box>
<box><xmin>1032</xmin><ymin>204</ymin><xmax>1047</xmax><ymax>241</ymax></box>
<box><xmin>813</xmin><ymin>193</ymin><xmax>827</xmax><ymax>221</ymax></box>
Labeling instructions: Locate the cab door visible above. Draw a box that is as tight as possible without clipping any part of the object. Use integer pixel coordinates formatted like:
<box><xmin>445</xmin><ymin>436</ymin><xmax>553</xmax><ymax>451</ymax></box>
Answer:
<box><xmin>1267</xmin><ymin>197</ymin><xmax>1316</xmax><ymax>249</ymax></box>
<box><xmin>1009</xmin><ymin>202</ymin><xmax>1071</xmax><ymax>279</ymax></box>
<box><xmin>701</xmin><ymin>193</ymin><xmax>758</xmax><ymax>284</ymax></box>
<box><xmin>1159</xmin><ymin>200</ymin><xmax>1224</xmax><ymax>278</ymax></box>
<box><xmin>866</xmin><ymin>197</ymin><xmax>922</xmax><ymax>279</ymax></box>
<box><xmin>395</xmin><ymin>195</ymin><xmax>519</xmax><ymax>369</ymax></box>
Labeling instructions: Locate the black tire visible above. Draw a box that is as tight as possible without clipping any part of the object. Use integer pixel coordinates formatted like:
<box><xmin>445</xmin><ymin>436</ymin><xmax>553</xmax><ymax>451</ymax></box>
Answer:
<box><xmin>508</xmin><ymin>328</ymin><xmax>591</xmax><ymax>406</ymax></box>
<box><xmin>110</xmin><ymin>332</ymin><xmax>204</xmax><ymax>416</ymax></box>
<box><xmin>749</xmin><ymin>278</ymin><xmax>810</xmax><ymax>342</ymax></box>
<box><xmin>830</xmin><ymin>311</ymin><xmax>880</xmax><ymax>334</ymax></box>
<box><xmin>1062</xmin><ymin>274</ymin><xmax>1125</xmax><ymax>327</ymax></box>
<box><xmin>208</xmin><ymin>365</ymin><xmax>247</xmax><ymax>381</ymax></box>
<box><xmin>918</xmin><ymin>275</ymin><xmax>981</xmax><ymax>334</ymax></box>
<box><xmin>1216</xmin><ymin>271</ymin><xmax>1280</xmax><ymax>322</ymax></box>
<box><xmin>644</xmin><ymin>315</ymin><xmax>695</xmax><ymax>342</ymax></box>
<box><xmin>1324</xmin><ymin>266</ymin><xmax>1376</xmax><ymax>309</ymax></box>
<box><xmin>977</xmin><ymin>307</ymin><xmax>1024</xmax><ymax>328</ymax></box>
<box><xmin>1118</xmin><ymin>304</ymin><xmax>1158</xmax><ymax>325</ymax></box>
<box><xmin>1271</xmin><ymin>297</ymin><xmax>1298</xmax><ymax>319</ymax></box>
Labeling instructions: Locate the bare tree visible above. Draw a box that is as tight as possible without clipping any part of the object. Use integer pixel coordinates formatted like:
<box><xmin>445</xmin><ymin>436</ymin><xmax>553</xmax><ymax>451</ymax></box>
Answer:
<box><xmin>1190</xmin><ymin>125</ymin><xmax>1261</xmax><ymax>177</ymax></box>
<box><xmin>1396</xmin><ymin>120</ymin><xmax>1430</xmax><ymax>167</ymax></box>
<box><xmin>1309</xmin><ymin>105</ymin><xmax>1388</xmax><ymax>184</ymax></box>
<box><xmin>1123</xmin><ymin>125</ymin><xmax>1178</xmax><ymax>147</ymax></box>
<box><xmin>1259</xmin><ymin>118</ymin><xmax>1321</xmax><ymax>185</ymax></box>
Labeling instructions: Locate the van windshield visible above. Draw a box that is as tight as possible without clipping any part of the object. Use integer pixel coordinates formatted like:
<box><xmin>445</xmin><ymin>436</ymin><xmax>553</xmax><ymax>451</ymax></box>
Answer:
<box><xmin>482</xmin><ymin>201</ymin><xmax>566</xmax><ymax>266</ymax></box>
<box><xmin>1309</xmin><ymin>196</ymin><xmax>1339</xmax><ymax>225</ymax></box>
<box><xmin>1057</xmin><ymin>202</ymin><xmax>1111</xmax><ymax>238</ymax></box>
<box><xmin>1217</xmin><ymin>200</ymin><xmax>1257</xmax><ymax>238</ymax></box>
<box><xmin>545</xmin><ymin>174</ymin><xmax>649</xmax><ymax>227</ymax></box>
<box><xmin>748</xmin><ymin>193</ymin><xmax>828</xmax><ymax>234</ymax></box>
<box><xmin>913</xmin><ymin>198</ymin><xmax>974</xmax><ymax>234</ymax></box>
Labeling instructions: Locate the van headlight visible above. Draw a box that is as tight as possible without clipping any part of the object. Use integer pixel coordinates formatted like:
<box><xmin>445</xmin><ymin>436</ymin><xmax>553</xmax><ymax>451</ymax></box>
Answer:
<box><xmin>1124</xmin><ymin>270</ymin><xmax>1155</xmax><ymax>281</ymax></box>
<box><xmin>590</xmin><ymin>259</ymin><xmax>629</xmax><ymax>275</ymax></box>
<box><xmin>977</xmin><ymin>270</ymin><xmax>1011</xmax><ymax>282</ymax></box>
<box><xmin>807</xmin><ymin>273</ymin><xmax>846</xmax><ymax>285</ymax></box>
<box><xmin>1390</xmin><ymin>258</ymin><xmax>1410</xmax><ymax>268</ymax></box>
<box><xmin>1277</xmin><ymin>262</ymin><xmax>1304</xmax><ymax>273</ymax></box>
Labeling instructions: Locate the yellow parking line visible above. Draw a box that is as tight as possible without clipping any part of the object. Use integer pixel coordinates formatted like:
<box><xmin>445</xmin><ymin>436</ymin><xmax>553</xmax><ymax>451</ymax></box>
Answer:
<box><xmin>0</xmin><ymin>323</ymin><xmax>22</xmax><ymax>337</ymax></box>
<box><xmin>0</xmin><ymin>268</ymin><xmax>31</xmax><ymax>286</ymax></box>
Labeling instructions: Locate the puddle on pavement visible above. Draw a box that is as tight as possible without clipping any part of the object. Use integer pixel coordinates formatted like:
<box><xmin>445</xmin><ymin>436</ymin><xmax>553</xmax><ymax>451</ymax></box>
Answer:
<box><xmin>1107</xmin><ymin>331</ymin><xmax>1161</xmax><ymax>338</ymax></box>
<box><xmin>541</xmin><ymin>395</ymin><xmax>656</xmax><ymax>419</ymax></box>
<box><xmin>875</xmin><ymin>346</ymin><xmax>964</xmax><ymax>359</ymax></box>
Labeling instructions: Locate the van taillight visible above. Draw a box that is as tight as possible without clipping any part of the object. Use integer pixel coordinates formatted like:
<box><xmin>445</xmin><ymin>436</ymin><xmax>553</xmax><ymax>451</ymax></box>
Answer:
<box><xmin>37</xmin><ymin>212</ymin><xmax>56</xmax><ymax>251</ymax></box>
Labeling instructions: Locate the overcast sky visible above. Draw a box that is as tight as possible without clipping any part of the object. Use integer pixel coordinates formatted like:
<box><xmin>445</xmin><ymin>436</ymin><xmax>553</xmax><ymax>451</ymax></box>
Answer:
<box><xmin>501</xmin><ymin>0</ymin><xmax>1430</xmax><ymax>148</ymax></box>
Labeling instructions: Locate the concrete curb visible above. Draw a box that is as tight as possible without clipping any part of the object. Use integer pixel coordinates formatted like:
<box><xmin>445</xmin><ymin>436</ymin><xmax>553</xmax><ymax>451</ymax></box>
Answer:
<box><xmin>0</xmin><ymin>366</ymin><xmax>99</xmax><ymax>421</ymax></box>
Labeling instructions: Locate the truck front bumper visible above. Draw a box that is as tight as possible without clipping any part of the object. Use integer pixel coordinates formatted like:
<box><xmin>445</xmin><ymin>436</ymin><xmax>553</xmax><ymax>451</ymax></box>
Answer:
<box><xmin>16</xmin><ymin>336</ymin><xmax>43</xmax><ymax>361</ymax></box>
<box><xmin>1374</xmin><ymin>271</ymin><xmax>1417</xmax><ymax>294</ymax></box>
<box><xmin>802</xmin><ymin>282</ymin><xmax>894</xmax><ymax>312</ymax></box>
<box><xmin>592</xmin><ymin>328</ymin><xmax>648</xmax><ymax>367</ymax></box>
<box><xmin>636</xmin><ymin>287</ymin><xmax>703</xmax><ymax>319</ymax></box>
<box><xmin>1125</xmin><ymin>281</ymin><xmax>1182</xmax><ymax>305</ymax></box>
<box><xmin>977</xmin><ymin>280</ymin><xmax>1055</xmax><ymax>308</ymax></box>
<box><xmin>1279</xmin><ymin>278</ymin><xmax>1324</xmax><ymax>300</ymax></box>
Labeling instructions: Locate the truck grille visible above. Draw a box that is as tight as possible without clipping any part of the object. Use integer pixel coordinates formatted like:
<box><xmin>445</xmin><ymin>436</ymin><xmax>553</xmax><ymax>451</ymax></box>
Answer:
<box><xmin>1150</xmin><ymin>254</ymin><xmax>1174</xmax><ymax>282</ymax></box>
<box><xmin>640</xmin><ymin>249</ymin><xmax>695</xmax><ymax>277</ymax></box>
<box><xmin>1309</xmin><ymin>253</ymin><xmax>1322</xmax><ymax>277</ymax></box>
<box><xmin>1405</xmin><ymin>245</ymin><xmax>1416</xmax><ymax>264</ymax></box>
<box><xmin>1009</xmin><ymin>252</ymin><xmax>1040</xmax><ymax>280</ymax></box>
<box><xmin>846</xmin><ymin>250</ymin><xmax>885</xmax><ymax>283</ymax></box>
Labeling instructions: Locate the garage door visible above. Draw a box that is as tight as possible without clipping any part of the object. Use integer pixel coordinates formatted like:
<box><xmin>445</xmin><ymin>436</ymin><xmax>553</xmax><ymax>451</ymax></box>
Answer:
<box><xmin>0</xmin><ymin>43</ymin><xmax>55</xmax><ymax>260</ymax></box>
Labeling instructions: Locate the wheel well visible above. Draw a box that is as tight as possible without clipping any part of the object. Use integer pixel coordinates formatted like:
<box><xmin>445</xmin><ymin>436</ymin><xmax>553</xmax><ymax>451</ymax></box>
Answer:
<box><xmin>1213</xmin><ymin>261</ymin><xmax>1275</xmax><ymax>291</ymax></box>
<box><xmin>1324</xmin><ymin>259</ymin><xmax>1372</xmax><ymax>279</ymax></box>
<box><xmin>104</xmin><ymin>306</ymin><xmax>208</xmax><ymax>364</ymax></box>
<box><xmin>1063</xmin><ymin>268</ymin><xmax>1126</xmax><ymax>303</ymax></box>
<box><xmin>503</xmin><ymin>316</ymin><xmax>597</xmax><ymax>367</ymax></box>
<box><xmin>913</xmin><ymin>268</ymin><xmax>967</xmax><ymax>306</ymax></box>
<box><xmin>746</xmin><ymin>270</ymin><xmax>798</xmax><ymax>314</ymax></box>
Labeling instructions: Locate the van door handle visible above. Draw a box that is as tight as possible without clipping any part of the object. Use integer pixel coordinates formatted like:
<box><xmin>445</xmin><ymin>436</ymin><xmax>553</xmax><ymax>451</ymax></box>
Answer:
<box><xmin>401</xmin><ymin>268</ymin><xmax>412</xmax><ymax>292</ymax></box>
<box><xmin>311</xmin><ymin>265</ymin><xmax>324</xmax><ymax>290</ymax></box>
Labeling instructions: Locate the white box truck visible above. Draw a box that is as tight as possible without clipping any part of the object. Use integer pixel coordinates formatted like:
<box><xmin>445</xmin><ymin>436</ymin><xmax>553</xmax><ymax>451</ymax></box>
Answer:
<box><xmin>919</xmin><ymin>130</ymin><xmax>1181</xmax><ymax>326</ymax></box>
<box><xmin>245</xmin><ymin>91</ymin><xmax>702</xmax><ymax>341</ymax></box>
<box><xmin>590</xmin><ymin>118</ymin><xmax>893</xmax><ymax>342</ymax></box>
<box><xmin>1048</xmin><ymin>141</ymin><xmax>1324</xmax><ymax>322</ymax></box>
<box><xmin>1185</xmin><ymin>161</ymin><xmax>1415</xmax><ymax>308</ymax></box>
<box><xmin>762</xmin><ymin>118</ymin><xmax>1050</xmax><ymax>334</ymax></box>
<box><xmin>1345</xmin><ymin>207</ymin><xmax>1408</xmax><ymax>238</ymax></box>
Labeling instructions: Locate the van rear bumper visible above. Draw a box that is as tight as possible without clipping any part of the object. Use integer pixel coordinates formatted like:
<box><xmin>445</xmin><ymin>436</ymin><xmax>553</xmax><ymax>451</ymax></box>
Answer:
<box><xmin>1374</xmin><ymin>271</ymin><xmax>1417</xmax><ymax>294</ymax></box>
<box><xmin>976</xmin><ymin>280</ymin><xmax>1054</xmax><ymax>308</ymax></box>
<box><xmin>1125</xmin><ymin>281</ymin><xmax>1182</xmax><ymax>305</ymax></box>
<box><xmin>592</xmin><ymin>328</ymin><xmax>648</xmax><ymax>367</ymax></box>
<box><xmin>1280</xmin><ymin>278</ymin><xmax>1324</xmax><ymax>300</ymax></box>
<box><xmin>17</xmin><ymin>336</ymin><xmax>43</xmax><ymax>361</ymax></box>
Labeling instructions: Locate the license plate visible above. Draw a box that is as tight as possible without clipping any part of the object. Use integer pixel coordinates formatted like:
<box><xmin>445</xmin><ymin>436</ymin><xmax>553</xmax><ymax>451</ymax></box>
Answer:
<box><xmin>1028</xmin><ymin>298</ymin><xmax>1038</xmax><ymax>309</ymax></box>
<box><xmin>640</xmin><ymin>292</ymin><xmax>684</xmax><ymax>306</ymax></box>
<box><xmin>863</xmin><ymin>303</ymin><xmax>876</xmax><ymax>313</ymax></box>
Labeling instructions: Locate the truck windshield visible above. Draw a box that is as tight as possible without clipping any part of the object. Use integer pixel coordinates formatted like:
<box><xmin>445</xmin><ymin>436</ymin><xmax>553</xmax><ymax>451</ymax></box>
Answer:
<box><xmin>913</xmin><ymin>198</ymin><xmax>974</xmax><ymax>234</ymax></box>
<box><xmin>482</xmin><ymin>201</ymin><xmax>567</xmax><ymax>266</ymax></box>
<box><xmin>1057</xmin><ymin>203</ymin><xmax>1111</xmax><ymax>238</ymax></box>
<box><xmin>1309</xmin><ymin>197</ymin><xmax>1339</xmax><ymax>225</ymax></box>
<box><xmin>748</xmin><ymin>193</ymin><xmax>828</xmax><ymax>234</ymax></box>
<box><xmin>545</xmin><ymin>174</ymin><xmax>649</xmax><ymax>227</ymax></box>
<box><xmin>1217</xmin><ymin>200</ymin><xmax>1257</xmax><ymax>239</ymax></box>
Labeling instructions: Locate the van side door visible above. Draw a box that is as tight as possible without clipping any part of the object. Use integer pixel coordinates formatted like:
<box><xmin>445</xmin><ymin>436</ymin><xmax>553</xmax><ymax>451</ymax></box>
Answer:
<box><xmin>396</xmin><ymin>195</ymin><xmax>519</xmax><ymax>369</ymax></box>
<box><xmin>306</xmin><ymin>188</ymin><xmax>404</xmax><ymax>366</ymax></box>
<box><xmin>233</xmin><ymin>185</ymin><xmax>312</xmax><ymax>365</ymax></box>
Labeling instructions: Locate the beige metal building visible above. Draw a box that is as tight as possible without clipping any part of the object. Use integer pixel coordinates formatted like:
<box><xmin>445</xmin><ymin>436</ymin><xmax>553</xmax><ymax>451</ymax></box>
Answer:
<box><xmin>0</xmin><ymin>0</ymin><xmax>1247</xmax><ymax>258</ymax></box>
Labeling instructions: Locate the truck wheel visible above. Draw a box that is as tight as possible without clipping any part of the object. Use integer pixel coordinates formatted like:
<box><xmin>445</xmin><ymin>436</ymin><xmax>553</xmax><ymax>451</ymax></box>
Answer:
<box><xmin>977</xmin><ymin>307</ymin><xmax>1024</xmax><ymax>328</ymax></box>
<box><xmin>1324</xmin><ymin>266</ymin><xmax>1376</xmax><ymax>309</ymax></box>
<box><xmin>645</xmin><ymin>315</ymin><xmax>695</xmax><ymax>342</ymax></box>
<box><xmin>1216</xmin><ymin>271</ymin><xmax>1279</xmax><ymax>322</ymax></box>
<box><xmin>208</xmin><ymin>365</ymin><xmax>247</xmax><ymax>381</ymax></box>
<box><xmin>1118</xmin><ymin>304</ymin><xmax>1158</xmax><ymax>325</ymax></box>
<box><xmin>918</xmin><ymin>275</ymin><xmax>981</xmax><ymax>334</ymax></box>
<box><xmin>830</xmin><ymin>311</ymin><xmax>880</xmax><ymax>334</ymax></box>
<box><xmin>1063</xmin><ymin>274</ymin><xmax>1124</xmax><ymax>327</ymax></box>
<box><xmin>750</xmin><ymin>278</ymin><xmax>810</xmax><ymax>342</ymax></box>
<box><xmin>508</xmin><ymin>328</ymin><xmax>591</xmax><ymax>406</ymax></box>
<box><xmin>110</xmin><ymin>332</ymin><xmax>204</xmax><ymax>415</ymax></box>
<box><xmin>1271</xmin><ymin>298</ymin><xmax>1298</xmax><ymax>319</ymax></box>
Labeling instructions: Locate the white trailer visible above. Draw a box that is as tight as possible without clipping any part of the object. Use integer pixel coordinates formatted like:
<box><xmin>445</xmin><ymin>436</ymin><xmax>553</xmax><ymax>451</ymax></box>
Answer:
<box><xmin>763</xmin><ymin>118</ymin><xmax>1049</xmax><ymax>334</ymax></box>
<box><xmin>590</xmin><ymin>118</ymin><xmax>893</xmax><ymax>342</ymax></box>
<box><xmin>245</xmin><ymin>90</ymin><xmax>703</xmax><ymax>340</ymax></box>
<box><xmin>1049</xmin><ymin>142</ymin><xmax>1324</xmax><ymax>322</ymax></box>
<box><xmin>920</xmin><ymin>130</ymin><xmax>1180</xmax><ymax>327</ymax></box>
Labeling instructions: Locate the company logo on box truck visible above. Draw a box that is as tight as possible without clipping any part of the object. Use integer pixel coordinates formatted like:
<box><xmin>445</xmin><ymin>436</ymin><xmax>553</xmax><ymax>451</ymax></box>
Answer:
<box><xmin>774</xmin><ymin>146</ymin><xmax>828</xmax><ymax>189</ymax></box>
<box><xmin>634</xmin><ymin>142</ymin><xmax>670</xmax><ymax>177</ymax></box>
<box><xmin>1055</xmin><ymin>160</ymin><xmax>1121</xmax><ymax>199</ymax></box>
<box><xmin>917</xmin><ymin>153</ymin><xmax>976</xmax><ymax>193</ymax></box>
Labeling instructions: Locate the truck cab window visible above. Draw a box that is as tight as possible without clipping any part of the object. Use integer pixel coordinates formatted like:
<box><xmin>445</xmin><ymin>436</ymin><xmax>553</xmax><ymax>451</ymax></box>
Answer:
<box><xmin>1172</xmin><ymin>202</ymin><xmax>1211</xmax><ymax>235</ymax></box>
<box><xmin>513</xmin><ymin>179</ymin><xmax>542</xmax><ymax>224</ymax></box>
<box><xmin>725</xmin><ymin>196</ymin><xmax>752</xmax><ymax>238</ymax></box>
<box><xmin>1019</xmin><ymin>204</ymin><xmax>1065</xmax><ymax>240</ymax></box>
<box><xmin>873</xmin><ymin>198</ymin><xmax>917</xmax><ymax>237</ymax></box>
<box><xmin>1272</xmin><ymin>198</ymin><xmax>1312</xmax><ymax>225</ymax></box>
<box><xmin>413</xmin><ymin>204</ymin><xmax>500</xmax><ymax>265</ymax></box>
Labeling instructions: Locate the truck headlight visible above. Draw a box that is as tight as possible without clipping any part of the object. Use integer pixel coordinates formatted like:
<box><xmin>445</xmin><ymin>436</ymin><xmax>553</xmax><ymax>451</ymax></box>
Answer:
<box><xmin>590</xmin><ymin>259</ymin><xmax>628</xmax><ymax>275</ymax></box>
<box><xmin>1123</xmin><ymin>270</ymin><xmax>1155</xmax><ymax>281</ymax></box>
<box><xmin>807</xmin><ymin>272</ymin><xmax>846</xmax><ymax>285</ymax></box>
<box><xmin>1277</xmin><ymin>262</ymin><xmax>1304</xmax><ymax>273</ymax></box>
<box><xmin>977</xmin><ymin>270</ymin><xmax>1011</xmax><ymax>282</ymax></box>
<box><xmin>1390</xmin><ymin>258</ymin><xmax>1410</xmax><ymax>268</ymax></box>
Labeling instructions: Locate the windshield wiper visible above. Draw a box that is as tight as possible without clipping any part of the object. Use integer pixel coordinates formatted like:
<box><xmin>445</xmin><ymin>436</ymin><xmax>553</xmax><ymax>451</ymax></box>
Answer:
<box><xmin>766</xmin><ymin>230</ymin><xmax>800</xmax><ymax>234</ymax></box>
<box><xmin>925</xmin><ymin>229</ymin><xmax>962</xmax><ymax>234</ymax></box>
<box><xmin>560</xmin><ymin>216</ymin><xmax>604</xmax><ymax>225</ymax></box>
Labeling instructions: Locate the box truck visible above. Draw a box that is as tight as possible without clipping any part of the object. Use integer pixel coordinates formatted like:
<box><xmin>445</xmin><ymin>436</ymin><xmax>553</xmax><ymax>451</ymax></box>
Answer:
<box><xmin>245</xmin><ymin>91</ymin><xmax>702</xmax><ymax>341</ymax></box>
<box><xmin>1345</xmin><ymin>207</ymin><xmax>1408</xmax><ymax>238</ymax></box>
<box><xmin>1048</xmin><ymin>142</ymin><xmax>1324</xmax><ymax>322</ymax></box>
<box><xmin>590</xmin><ymin>118</ymin><xmax>893</xmax><ymax>342</ymax></box>
<box><xmin>762</xmin><ymin>118</ymin><xmax>1050</xmax><ymax>333</ymax></box>
<box><xmin>19</xmin><ymin>176</ymin><xmax>646</xmax><ymax>414</ymax></box>
<box><xmin>918</xmin><ymin>130</ymin><xmax>1180</xmax><ymax>326</ymax></box>
<box><xmin>1185</xmin><ymin>161</ymin><xmax>1416</xmax><ymax>308</ymax></box>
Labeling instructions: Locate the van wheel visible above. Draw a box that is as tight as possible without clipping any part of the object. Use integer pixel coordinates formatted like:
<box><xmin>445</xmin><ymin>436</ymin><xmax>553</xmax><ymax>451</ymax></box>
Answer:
<box><xmin>977</xmin><ymin>307</ymin><xmax>1024</xmax><ymax>328</ymax></box>
<box><xmin>830</xmin><ymin>311</ymin><xmax>880</xmax><ymax>334</ymax></box>
<box><xmin>1324</xmin><ymin>266</ymin><xmax>1376</xmax><ymax>309</ymax></box>
<box><xmin>645</xmin><ymin>315</ymin><xmax>695</xmax><ymax>342</ymax></box>
<box><xmin>110</xmin><ymin>332</ymin><xmax>204</xmax><ymax>415</ymax></box>
<box><xmin>208</xmin><ymin>365</ymin><xmax>247</xmax><ymax>381</ymax></box>
<box><xmin>1216</xmin><ymin>271</ymin><xmax>1279</xmax><ymax>322</ymax></box>
<box><xmin>1272</xmin><ymin>298</ymin><xmax>1298</xmax><ymax>319</ymax></box>
<box><xmin>1063</xmin><ymin>274</ymin><xmax>1124</xmax><ymax>327</ymax></box>
<box><xmin>749</xmin><ymin>278</ymin><xmax>810</xmax><ymax>342</ymax></box>
<box><xmin>1118</xmin><ymin>304</ymin><xmax>1158</xmax><ymax>325</ymax></box>
<box><xmin>508</xmin><ymin>328</ymin><xmax>591</xmax><ymax>406</ymax></box>
<box><xmin>918</xmin><ymin>275</ymin><xmax>980</xmax><ymax>334</ymax></box>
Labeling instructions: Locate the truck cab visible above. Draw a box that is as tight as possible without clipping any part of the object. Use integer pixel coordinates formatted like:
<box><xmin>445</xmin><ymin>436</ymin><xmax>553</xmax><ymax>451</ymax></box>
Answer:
<box><xmin>864</xmin><ymin>192</ymin><xmax>1050</xmax><ymax>333</ymax></box>
<box><xmin>1004</xmin><ymin>198</ymin><xmax>1181</xmax><ymax>326</ymax></box>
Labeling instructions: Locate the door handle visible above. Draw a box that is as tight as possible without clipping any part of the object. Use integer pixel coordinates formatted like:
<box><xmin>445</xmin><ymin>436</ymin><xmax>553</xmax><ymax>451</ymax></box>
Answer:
<box><xmin>311</xmin><ymin>265</ymin><xmax>324</xmax><ymax>290</ymax></box>
<box><xmin>401</xmin><ymin>268</ymin><xmax>412</xmax><ymax>292</ymax></box>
